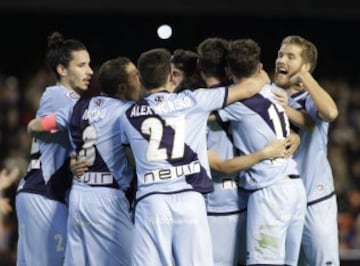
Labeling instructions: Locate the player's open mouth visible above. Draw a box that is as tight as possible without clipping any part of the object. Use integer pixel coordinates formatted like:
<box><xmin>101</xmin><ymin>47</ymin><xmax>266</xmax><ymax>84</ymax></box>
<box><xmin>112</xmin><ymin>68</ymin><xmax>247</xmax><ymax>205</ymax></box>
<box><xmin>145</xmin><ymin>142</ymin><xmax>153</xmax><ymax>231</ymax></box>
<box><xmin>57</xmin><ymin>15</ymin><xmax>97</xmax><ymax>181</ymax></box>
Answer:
<box><xmin>276</xmin><ymin>67</ymin><xmax>288</xmax><ymax>75</ymax></box>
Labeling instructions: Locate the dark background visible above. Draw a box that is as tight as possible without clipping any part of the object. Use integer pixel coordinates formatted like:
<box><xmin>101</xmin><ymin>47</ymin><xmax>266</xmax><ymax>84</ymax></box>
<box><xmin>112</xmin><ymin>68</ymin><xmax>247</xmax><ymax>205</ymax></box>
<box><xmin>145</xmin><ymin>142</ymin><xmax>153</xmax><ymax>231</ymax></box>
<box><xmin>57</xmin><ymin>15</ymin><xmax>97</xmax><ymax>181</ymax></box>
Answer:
<box><xmin>0</xmin><ymin>1</ymin><xmax>359</xmax><ymax>85</ymax></box>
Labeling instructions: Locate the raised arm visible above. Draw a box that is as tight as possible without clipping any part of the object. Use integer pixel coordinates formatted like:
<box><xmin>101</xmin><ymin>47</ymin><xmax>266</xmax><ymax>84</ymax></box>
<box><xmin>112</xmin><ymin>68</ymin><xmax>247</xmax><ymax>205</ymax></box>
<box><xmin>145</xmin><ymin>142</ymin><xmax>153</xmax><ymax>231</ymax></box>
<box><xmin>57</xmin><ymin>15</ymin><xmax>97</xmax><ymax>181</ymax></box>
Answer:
<box><xmin>208</xmin><ymin>139</ymin><xmax>286</xmax><ymax>175</ymax></box>
<box><xmin>290</xmin><ymin>71</ymin><xmax>338</xmax><ymax>122</ymax></box>
<box><xmin>226</xmin><ymin>69</ymin><xmax>270</xmax><ymax>105</ymax></box>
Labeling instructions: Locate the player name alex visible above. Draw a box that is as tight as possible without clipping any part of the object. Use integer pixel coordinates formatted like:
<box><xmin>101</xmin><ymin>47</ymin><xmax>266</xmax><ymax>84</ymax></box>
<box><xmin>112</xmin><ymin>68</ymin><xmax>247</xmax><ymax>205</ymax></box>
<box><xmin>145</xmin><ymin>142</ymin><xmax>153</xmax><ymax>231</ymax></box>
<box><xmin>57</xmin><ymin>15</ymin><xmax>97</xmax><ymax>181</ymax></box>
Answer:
<box><xmin>130</xmin><ymin>96</ymin><xmax>194</xmax><ymax>117</ymax></box>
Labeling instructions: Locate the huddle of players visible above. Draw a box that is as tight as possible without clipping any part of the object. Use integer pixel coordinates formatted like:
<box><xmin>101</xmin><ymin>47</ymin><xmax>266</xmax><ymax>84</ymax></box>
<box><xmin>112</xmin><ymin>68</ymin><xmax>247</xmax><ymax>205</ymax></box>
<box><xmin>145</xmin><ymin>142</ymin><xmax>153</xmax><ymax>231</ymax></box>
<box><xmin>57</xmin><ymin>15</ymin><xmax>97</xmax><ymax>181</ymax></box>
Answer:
<box><xmin>17</xmin><ymin>31</ymin><xmax>339</xmax><ymax>266</ymax></box>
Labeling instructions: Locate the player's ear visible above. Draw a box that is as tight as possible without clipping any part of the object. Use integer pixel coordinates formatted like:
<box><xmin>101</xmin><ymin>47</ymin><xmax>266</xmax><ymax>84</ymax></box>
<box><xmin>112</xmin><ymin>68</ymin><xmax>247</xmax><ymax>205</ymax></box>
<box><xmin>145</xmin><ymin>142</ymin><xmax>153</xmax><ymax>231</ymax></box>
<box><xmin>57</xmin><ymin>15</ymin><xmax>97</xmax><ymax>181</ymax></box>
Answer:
<box><xmin>302</xmin><ymin>62</ymin><xmax>311</xmax><ymax>72</ymax></box>
<box><xmin>57</xmin><ymin>64</ymin><xmax>67</xmax><ymax>77</ymax></box>
<box><xmin>169</xmin><ymin>70</ymin><xmax>175</xmax><ymax>83</ymax></box>
<box><xmin>168</xmin><ymin>72</ymin><xmax>177</xmax><ymax>92</ymax></box>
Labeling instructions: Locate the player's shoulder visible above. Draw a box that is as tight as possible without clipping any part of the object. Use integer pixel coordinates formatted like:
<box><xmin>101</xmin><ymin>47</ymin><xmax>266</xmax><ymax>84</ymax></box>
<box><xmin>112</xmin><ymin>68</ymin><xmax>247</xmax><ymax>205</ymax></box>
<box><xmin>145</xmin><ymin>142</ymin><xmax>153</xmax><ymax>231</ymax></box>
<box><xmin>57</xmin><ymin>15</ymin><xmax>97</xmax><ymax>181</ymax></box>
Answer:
<box><xmin>88</xmin><ymin>96</ymin><xmax>133</xmax><ymax>111</ymax></box>
<box><xmin>259</xmin><ymin>83</ymin><xmax>275</xmax><ymax>97</ymax></box>
<box><xmin>290</xmin><ymin>90</ymin><xmax>308</xmax><ymax>101</ymax></box>
<box><xmin>192</xmin><ymin>86</ymin><xmax>225</xmax><ymax>96</ymax></box>
<box><xmin>43</xmin><ymin>85</ymin><xmax>80</xmax><ymax>101</ymax></box>
<box><xmin>186</xmin><ymin>87</ymin><xmax>226</xmax><ymax>109</ymax></box>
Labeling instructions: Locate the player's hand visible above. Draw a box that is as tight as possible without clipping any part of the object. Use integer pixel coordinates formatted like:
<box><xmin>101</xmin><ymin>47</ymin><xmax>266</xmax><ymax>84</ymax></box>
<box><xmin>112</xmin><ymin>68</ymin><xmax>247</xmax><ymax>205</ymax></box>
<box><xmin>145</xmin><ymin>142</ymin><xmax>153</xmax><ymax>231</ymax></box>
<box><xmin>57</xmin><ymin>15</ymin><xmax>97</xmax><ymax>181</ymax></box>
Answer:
<box><xmin>289</xmin><ymin>71</ymin><xmax>312</xmax><ymax>92</ymax></box>
<box><xmin>273</xmin><ymin>89</ymin><xmax>288</xmax><ymax>108</ymax></box>
<box><xmin>70</xmin><ymin>153</ymin><xmax>88</xmax><ymax>177</ymax></box>
<box><xmin>0</xmin><ymin>197</ymin><xmax>13</xmax><ymax>215</ymax></box>
<box><xmin>244</xmin><ymin>69</ymin><xmax>271</xmax><ymax>94</ymax></box>
<box><xmin>262</xmin><ymin>139</ymin><xmax>287</xmax><ymax>159</ymax></box>
<box><xmin>0</xmin><ymin>167</ymin><xmax>20</xmax><ymax>191</ymax></box>
<box><xmin>285</xmin><ymin>133</ymin><xmax>301</xmax><ymax>158</ymax></box>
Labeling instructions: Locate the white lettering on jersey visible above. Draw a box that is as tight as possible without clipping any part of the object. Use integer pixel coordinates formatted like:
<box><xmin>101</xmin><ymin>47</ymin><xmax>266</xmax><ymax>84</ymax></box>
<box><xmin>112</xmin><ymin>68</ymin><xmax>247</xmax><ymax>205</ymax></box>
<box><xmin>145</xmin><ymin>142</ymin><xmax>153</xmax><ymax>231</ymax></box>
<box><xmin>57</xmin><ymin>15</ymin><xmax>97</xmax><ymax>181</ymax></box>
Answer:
<box><xmin>74</xmin><ymin>172</ymin><xmax>114</xmax><ymax>185</ymax></box>
<box><xmin>222</xmin><ymin>178</ymin><xmax>238</xmax><ymax>189</ymax></box>
<box><xmin>143</xmin><ymin>160</ymin><xmax>200</xmax><ymax>183</ymax></box>
<box><xmin>82</xmin><ymin>108</ymin><xmax>106</xmax><ymax>121</ymax></box>
<box><xmin>154</xmin><ymin>96</ymin><xmax>193</xmax><ymax>113</ymax></box>
<box><xmin>130</xmin><ymin>105</ymin><xmax>154</xmax><ymax>117</ymax></box>
<box><xmin>142</xmin><ymin>116</ymin><xmax>185</xmax><ymax>161</ymax></box>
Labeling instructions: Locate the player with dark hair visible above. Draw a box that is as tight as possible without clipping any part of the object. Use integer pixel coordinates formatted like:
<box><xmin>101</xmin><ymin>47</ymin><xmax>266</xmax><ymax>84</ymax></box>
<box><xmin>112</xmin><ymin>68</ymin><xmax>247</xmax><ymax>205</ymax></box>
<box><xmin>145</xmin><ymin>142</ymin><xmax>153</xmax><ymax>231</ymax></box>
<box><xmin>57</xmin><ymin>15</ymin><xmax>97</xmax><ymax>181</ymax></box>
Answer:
<box><xmin>119</xmin><ymin>47</ymin><xmax>269</xmax><ymax>265</ymax></box>
<box><xmin>170</xmin><ymin>48</ymin><xmax>204</xmax><ymax>92</ymax></box>
<box><xmin>27</xmin><ymin>56</ymin><xmax>141</xmax><ymax>265</ymax></box>
<box><xmin>198</xmin><ymin>37</ymin><xmax>292</xmax><ymax>266</ymax></box>
<box><xmin>197</xmin><ymin>37</ymin><xmax>244</xmax><ymax>265</ymax></box>
<box><xmin>215</xmin><ymin>38</ymin><xmax>307</xmax><ymax>265</ymax></box>
<box><xmin>16</xmin><ymin>32</ymin><xmax>93</xmax><ymax>265</ymax></box>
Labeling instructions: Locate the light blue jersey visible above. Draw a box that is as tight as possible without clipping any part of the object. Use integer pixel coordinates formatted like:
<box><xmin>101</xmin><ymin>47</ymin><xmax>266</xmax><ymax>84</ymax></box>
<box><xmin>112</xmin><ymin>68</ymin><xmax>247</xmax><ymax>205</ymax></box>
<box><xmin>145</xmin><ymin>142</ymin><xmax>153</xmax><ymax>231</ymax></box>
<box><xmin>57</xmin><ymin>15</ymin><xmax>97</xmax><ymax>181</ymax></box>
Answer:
<box><xmin>56</xmin><ymin>96</ymin><xmax>134</xmax><ymax>190</ymax></box>
<box><xmin>16</xmin><ymin>85</ymin><xmax>79</xmax><ymax>266</ymax></box>
<box><xmin>17</xmin><ymin>85</ymin><xmax>79</xmax><ymax>201</ymax></box>
<box><xmin>121</xmin><ymin>88</ymin><xmax>227</xmax><ymax>200</ymax></box>
<box><xmin>120</xmin><ymin>88</ymin><xmax>228</xmax><ymax>266</ymax></box>
<box><xmin>287</xmin><ymin>89</ymin><xmax>339</xmax><ymax>266</ymax></box>
<box><xmin>55</xmin><ymin>96</ymin><xmax>134</xmax><ymax>266</ymax></box>
<box><xmin>206</xmin><ymin>119</ymin><xmax>248</xmax><ymax>266</ymax></box>
<box><xmin>288</xmin><ymin>90</ymin><xmax>335</xmax><ymax>202</ymax></box>
<box><xmin>216</xmin><ymin>84</ymin><xmax>299</xmax><ymax>190</ymax></box>
<box><xmin>216</xmin><ymin>84</ymin><xmax>306</xmax><ymax>265</ymax></box>
<box><xmin>206</xmin><ymin>120</ymin><xmax>245</xmax><ymax>213</ymax></box>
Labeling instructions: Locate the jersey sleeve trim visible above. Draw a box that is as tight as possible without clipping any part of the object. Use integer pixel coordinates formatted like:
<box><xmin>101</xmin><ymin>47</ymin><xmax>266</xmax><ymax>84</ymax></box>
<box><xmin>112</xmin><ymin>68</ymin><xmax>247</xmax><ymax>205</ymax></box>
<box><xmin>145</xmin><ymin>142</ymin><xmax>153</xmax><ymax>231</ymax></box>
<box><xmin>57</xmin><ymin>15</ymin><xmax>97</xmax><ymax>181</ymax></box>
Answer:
<box><xmin>214</xmin><ymin>110</ymin><xmax>224</xmax><ymax>124</ymax></box>
<box><xmin>222</xmin><ymin>87</ymin><xmax>228</xmax><ymax>109</ymax></box>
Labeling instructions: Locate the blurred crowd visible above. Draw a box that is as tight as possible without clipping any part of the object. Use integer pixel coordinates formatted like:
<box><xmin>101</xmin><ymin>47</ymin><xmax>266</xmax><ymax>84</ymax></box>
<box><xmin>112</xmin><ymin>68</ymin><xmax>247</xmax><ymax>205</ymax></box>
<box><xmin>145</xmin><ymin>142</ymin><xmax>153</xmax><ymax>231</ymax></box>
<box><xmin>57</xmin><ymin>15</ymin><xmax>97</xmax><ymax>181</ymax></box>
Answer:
<box><xmin>0</xmin><ymin>69</ymin><xmax>359</xmax><ymax>264</ymax></box>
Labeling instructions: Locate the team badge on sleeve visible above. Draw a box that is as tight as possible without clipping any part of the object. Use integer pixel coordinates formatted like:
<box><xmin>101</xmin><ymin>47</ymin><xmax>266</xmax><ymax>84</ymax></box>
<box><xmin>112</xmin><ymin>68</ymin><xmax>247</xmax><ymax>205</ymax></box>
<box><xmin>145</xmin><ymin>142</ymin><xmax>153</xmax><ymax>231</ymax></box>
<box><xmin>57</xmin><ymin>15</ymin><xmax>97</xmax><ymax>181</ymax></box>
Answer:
<box><xmin>66</xmin><ymin>91</ymin><xmax>80</xmax><ymax>100</ymax></box>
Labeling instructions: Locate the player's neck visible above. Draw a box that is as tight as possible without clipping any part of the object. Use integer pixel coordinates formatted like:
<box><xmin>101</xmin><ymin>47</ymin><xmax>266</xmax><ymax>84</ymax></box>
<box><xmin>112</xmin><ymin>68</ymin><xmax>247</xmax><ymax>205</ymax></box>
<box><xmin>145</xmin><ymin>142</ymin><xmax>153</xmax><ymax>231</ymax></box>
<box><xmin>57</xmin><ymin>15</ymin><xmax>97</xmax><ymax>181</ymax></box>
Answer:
<box><xmin>204</xmin><ymin>77</ymin><xmax>221</xmax><ymax>88</ymax></box>
<box><xmin>148</xmin><ymin>76</ymin><xmax>175</xmax><ymax>94</ymax></box>
<box><xmin>58</xmin><ymin>81</ymin><xmax>81</xmax><ymax>95</ymax></box>
<box><xmin>148</xmin><ymin>84</ymin><xmax>174</xmax><ymax>94</ymax></box>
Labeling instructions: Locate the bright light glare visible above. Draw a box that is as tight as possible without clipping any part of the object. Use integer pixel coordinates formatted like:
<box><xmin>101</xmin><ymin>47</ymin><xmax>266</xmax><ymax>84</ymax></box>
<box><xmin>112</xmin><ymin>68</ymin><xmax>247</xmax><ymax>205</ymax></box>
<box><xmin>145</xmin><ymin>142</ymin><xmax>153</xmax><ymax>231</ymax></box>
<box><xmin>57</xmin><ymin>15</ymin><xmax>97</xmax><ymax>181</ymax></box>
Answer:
<box><xmin>157</xmin><ymin>24</ymin><xmax>172</xmax><ymax>39</ymax></box>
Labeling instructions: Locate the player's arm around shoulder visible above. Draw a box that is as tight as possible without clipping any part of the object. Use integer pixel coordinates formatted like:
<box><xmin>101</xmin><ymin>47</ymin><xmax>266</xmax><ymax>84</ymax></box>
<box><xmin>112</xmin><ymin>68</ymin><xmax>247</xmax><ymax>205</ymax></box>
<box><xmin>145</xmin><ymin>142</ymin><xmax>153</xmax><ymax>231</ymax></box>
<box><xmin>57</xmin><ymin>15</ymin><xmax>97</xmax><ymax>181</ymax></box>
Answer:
<box><xmin>226</xmin><ymin>69</ymin><xmax>270</xmax><ymax>105</ymax></box>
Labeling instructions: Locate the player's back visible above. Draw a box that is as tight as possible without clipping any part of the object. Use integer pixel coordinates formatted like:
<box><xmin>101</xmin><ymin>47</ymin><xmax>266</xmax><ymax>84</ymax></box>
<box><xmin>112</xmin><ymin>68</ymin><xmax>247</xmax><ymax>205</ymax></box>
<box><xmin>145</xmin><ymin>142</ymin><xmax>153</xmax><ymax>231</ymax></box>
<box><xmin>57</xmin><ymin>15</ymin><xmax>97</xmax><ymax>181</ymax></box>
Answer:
<box><xmin>60</xmin><ymin>96</ymin><xmax>134</xmax><ymax>190</ymax></box>
<box><xmin>121</xmin><ymin>88</ymin><xmax>227</xmax><ymax>199</ymax></box>
<box><xmin>216</xmin><ymin>84</ymin><xmax>299</xmax><ymax>190</ymax></box>
<box><xmin>206</xmin><ymin>120</ymin><xmax>245</xmax><ymax>212</ymax></box>
<box><xmin>58</xmin><ymin>96</ymin><xmax>135</xmax><ymax>266</ymax></box>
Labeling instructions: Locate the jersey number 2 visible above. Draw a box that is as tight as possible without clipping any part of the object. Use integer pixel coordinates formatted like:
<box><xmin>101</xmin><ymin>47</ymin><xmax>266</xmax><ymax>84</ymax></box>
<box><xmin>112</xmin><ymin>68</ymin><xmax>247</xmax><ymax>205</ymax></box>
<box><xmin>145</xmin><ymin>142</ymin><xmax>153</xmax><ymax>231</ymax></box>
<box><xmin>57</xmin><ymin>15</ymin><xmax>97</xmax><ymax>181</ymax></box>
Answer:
<box><xmin>141</xmin><ymin>116</ymin><xmax>185</xmax><ymax>161</ymax></box>
<box><xmin>78</xmin><ymin>125</ymin><xmax>97</xmax><ymax>166</ymax></box>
